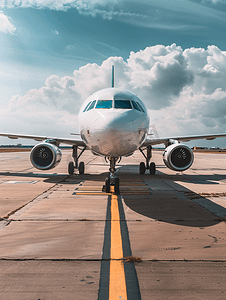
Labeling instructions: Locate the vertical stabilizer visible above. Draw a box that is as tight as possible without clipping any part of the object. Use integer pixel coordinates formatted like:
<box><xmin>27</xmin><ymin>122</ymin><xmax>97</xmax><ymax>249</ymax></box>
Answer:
<box><xmin>112</xmin><ymin>65</ymin><xmax>114</xmax><ymax>88</ymax></box>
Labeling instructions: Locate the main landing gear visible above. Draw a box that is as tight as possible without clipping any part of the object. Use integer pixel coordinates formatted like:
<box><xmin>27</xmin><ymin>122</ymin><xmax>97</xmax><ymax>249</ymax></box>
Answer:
<box><xmin>105</xmin><ymin>157</ymin><xmax>120</xmax><ymax>194</ymax></box>
<box><xmin>68</xmin><ymin>145</ymin><xmax>86</xmax><ymax>175</ymax></box>
<box><xmin>139</xmin><ymin>145</ymin><xmax>156</xmax><ymax>175</ymax></box>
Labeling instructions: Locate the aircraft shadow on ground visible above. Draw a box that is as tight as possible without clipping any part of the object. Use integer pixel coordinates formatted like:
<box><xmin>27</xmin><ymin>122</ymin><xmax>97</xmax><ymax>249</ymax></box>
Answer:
<box><xmin>0</xmin><ymin>170</ymin><xmax>110</xmax><ymax>184</ymax></box>
<box><xmin>0</xmin><ymin>171</ymin><xmax>67</xmax><ymax>184</ymax></box>
<box><xmin>118</xmin><ymin>166</ymin><xmax>226</xmax><ymax>228</ymax></box>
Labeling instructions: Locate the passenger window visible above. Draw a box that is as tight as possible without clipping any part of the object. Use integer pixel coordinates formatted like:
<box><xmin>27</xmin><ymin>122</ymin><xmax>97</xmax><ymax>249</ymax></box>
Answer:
<box><xmin>83</xmin><ymin>101</ymin><xmax>92</xmax><ymax>112</ymax></box>
<box><xmin>96</xmin><ymin>100</ymin><xmax>112</xmax><ymax>109</ymax></box>
<box><xmin>136</xmin><ymin>102</ymin><xmax>145</xmax><ymax>113</ymax></box>
<box><xmin>115</xmin><ymin>100</ymin><xmax>132</xmax><ymax>109</ymax></box>
<box><xmin>87</xmin><ymin>100</ymin><xmax>96</xmax><ymax>111</ymax></box>
<box><xmin>131</xmin><ymin>100</ymin><xmax>142</xmax><ymax>112</ymax></box>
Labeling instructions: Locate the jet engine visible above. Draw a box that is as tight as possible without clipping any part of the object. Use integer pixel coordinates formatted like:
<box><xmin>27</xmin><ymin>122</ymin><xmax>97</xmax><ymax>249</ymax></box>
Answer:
<box><xmin>163</xmin><ymin>143</ymin><xmax>194</xmax><ymax>172</ymax></box>
<box><xmin>30</xmin><ymin>143</ymin><xmax>62</xmax><ymax>170</ymax></box>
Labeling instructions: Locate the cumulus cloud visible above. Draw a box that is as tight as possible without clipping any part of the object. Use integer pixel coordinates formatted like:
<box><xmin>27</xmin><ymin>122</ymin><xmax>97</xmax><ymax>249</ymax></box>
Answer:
<box><xmin>127</xmin><ymin>44</ymin><xmax>194</xmax><ymax>109</ymax></box>
<box><xmin>0</xmin><ymin>11</ymin><xmax>16</xmax><ymax>34</ymax></box>
<box><xmin>1</xmin><ymin>44</ymin><xmax>226</xmax><ymax>140</ymax></box>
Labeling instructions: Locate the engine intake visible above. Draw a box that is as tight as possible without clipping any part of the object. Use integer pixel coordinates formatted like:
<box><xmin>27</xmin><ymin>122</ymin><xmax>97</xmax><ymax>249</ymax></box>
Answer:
<box><xmin>163</xmin><ymin>144</ymin><xmax>194</xmax><ymax>171</ymax></box>
<box><xmin>30</xmin><ymin>143</ymin><xmax>62</xmax><ymax>170</ymax></box>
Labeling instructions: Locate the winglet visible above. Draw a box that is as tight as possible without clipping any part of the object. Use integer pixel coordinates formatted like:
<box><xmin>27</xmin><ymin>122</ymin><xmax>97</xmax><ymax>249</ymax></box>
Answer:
<box><xmin>112</xmin><ymin>65</ymin><xmax>114</xmax><ymax>88</ymax></box>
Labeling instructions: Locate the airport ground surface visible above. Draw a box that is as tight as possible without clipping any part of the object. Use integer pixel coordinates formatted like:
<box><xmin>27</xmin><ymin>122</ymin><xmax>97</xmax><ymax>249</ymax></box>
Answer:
<box><xmin>0</xmin><ymin>149</ymin><xmax>226</xmax><ymax>300</ymax></box>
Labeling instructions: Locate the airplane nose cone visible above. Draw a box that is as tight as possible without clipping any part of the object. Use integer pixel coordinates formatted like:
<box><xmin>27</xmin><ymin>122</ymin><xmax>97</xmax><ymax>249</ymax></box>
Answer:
<box><xmin>94</xmin><ymin>111</ymin><xmax>116</xmax><ymax>132</ymax></box>
<box><xmin>95</xmin><ymin>110</ymin><xmax>136</xmax><ymax>133</ymax></box>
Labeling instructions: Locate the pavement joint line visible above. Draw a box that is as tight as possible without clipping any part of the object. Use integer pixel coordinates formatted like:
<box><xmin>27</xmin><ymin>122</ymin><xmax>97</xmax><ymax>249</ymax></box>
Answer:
<box><xmin>2</xmin><ymin>175</ymin><xmax>70</xmax><ymax>219</ymax></box>
<box><xmin>5</xmin><ymin>218</ymin><xmax>222</xmax><ymax>222</ymax></box>
<box><xmin>83</xmin><ymin>156</ymin><xmax>99</xmax><ymax>166</ymax></box>
<box><xmin>7</xmin><ymin>219</ymin><xmax>110</xmax><ymax>222</ymax></box>
<box><xmin>1</xmin><ymin>258</ymin><xmax>226</xmax><ymax>262</ymax></box>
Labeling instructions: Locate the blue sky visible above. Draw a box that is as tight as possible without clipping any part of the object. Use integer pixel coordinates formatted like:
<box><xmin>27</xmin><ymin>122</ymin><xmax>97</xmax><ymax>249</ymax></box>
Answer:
<box><xmin>0</xmin><ymin>0</ymin><xmax>226</xmax><ymax>146</ymax></box>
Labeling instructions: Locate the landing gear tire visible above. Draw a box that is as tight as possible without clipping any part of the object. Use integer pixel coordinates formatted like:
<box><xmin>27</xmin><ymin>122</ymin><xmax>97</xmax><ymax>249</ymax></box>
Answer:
<box><xmin>68</xmin><ymin>161</ymin><xmax>74</xmax><ymax>175</ymax></box>
<box><xmin>105</xmin><ymin>177</ymin><xmax>110</xmax><ymax>193</ymax></box>
<box><xmin>114</xmin><ymin>177</ymin><xmax>120</xmax><ymax>194</ymax></box>
<box><xmin>139</xmin><ymin>162</ymin><xmax>146</xmax><ymax>175</ymax></box>
<box><xmin>149</xmin><ymin>162</ymin><xmax>156</xmax><ymax>175</ymax></box>
<box><xmin>78</xmin><ymin>161</ymin><xmax>85</xmax><ymax>174</ymax></box>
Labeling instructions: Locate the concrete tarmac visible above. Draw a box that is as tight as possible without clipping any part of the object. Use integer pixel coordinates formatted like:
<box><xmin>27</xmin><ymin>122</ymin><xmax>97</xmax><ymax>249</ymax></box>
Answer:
<box><xmin>0</xmin><ymin>149</ymin><xmax>226</xmax><ymax>299</ymax></box>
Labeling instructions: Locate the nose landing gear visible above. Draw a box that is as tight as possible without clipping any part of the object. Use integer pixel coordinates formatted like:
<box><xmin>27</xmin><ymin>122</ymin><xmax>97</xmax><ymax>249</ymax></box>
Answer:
<box><xmin>105</xmin><ymin>157</ymin><xmax>120</xmax><ymax>194</ymax></box>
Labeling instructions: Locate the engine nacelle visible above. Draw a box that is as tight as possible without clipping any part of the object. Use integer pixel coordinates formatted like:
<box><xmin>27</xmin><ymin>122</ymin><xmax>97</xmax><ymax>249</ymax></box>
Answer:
<box><xmin>163</xmin><ymin>144</ymin><xmax>194</xmax><ymax>172</ymax></box>
<box><xmin>30</xmin><ymin>143</ymin><xmax>62</xmax><ymax>170</ymax></box>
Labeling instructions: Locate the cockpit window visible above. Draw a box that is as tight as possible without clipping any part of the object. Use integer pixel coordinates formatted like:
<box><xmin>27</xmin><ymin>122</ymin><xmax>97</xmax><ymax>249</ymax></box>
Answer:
<box><xmin>87</xmin><ymin>100</ymin><xmax>96</xmax><ymax>111</ymax></box>
<box><xmin>131</xmin><ymin>100</ymin><xmax>142</xmax><ymax>112</ymax></box>
<box><xmin>83</xmin><ymin>101</ymin><xmax>92</xmax><ymax>112</ymax></box>
<box><xmin>96</xmin><ymin>100</ymin><xmax>112</xmax><ymax>109</ymax></box>
<box><xmin>115</xmin><ymin>100</ymin><xmax>132</xmax><ymax>109</ymax></box>
<box><xmin>136</xmin><ymin>102</ymin><xmax>145</xmax><ymax>113</ymax></box>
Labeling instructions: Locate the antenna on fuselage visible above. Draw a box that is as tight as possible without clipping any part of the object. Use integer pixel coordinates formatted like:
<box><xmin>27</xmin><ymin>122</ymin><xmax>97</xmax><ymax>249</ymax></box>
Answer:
<box><xmin>111</xmin><ymin>65</ymin><xmax>114</xmax><ymax>88</ymax></box>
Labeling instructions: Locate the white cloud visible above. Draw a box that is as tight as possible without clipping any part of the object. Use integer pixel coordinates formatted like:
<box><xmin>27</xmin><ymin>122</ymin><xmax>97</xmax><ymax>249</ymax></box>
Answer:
<box><xmin>1</xmin><ymin>0</ymin><xmax>118</xmax><ymax>12</ymax></box>
<box><xmin>127</xmin><ymin>44</ymin><xmax>194</xmax><ymax>109</ymax></box>
<box><xmin>0</xmin><ymin>11</ymin><xmax>16</xmax><ymax>34</ymax></box>
<box><xmin>1</xmin><ymin>44</ymin><xmax>226</xmax><ymax>142</ymax></box>
<box><xmin>0</xmin><ymin>0</ymin><xmax>145</xmax><ymax>22</ymax></box>
<box><xmin>207</xmin><ymin>0</ymin><xmax>226</xmax><ymax>3</ymax></box>
<box><xmin>1</xmin><ymin>0</ymin><xmax>225</xmax><ymax>31</ymax></box>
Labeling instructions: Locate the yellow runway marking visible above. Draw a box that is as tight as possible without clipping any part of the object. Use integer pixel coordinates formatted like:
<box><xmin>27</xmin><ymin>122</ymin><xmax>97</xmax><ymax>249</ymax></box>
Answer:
<box><xmin>111</xmin><ymin>195</ymin><xmax>123</xmax><ymax>259</ymax></box>
<box><xmin>109</xmin><ymin>194</ymin><xmax>127</xmax><ymax>300</ymax></box>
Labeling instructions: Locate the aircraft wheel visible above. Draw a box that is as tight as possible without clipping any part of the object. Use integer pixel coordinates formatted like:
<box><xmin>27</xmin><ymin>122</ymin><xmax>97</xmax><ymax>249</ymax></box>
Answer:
<box><xmin>105</xmin><ymin>177</ymin><xmax>110</xmax><ymax>193</ymax></box>
<box><xmin>149</xmin><ymin>162</ymin><xmax>156</xmax><ymax>175</ymax></box>
<box><xmin>78</xmin><ymin>161</ymin><xmax>85</xmax><ymax>174</ymax></box>
<box><xmin>139</xmin><ymin>162</ymin><xmax>146</xmax><ymax>175</ymax></box>
<box><xmin>68</xmin><ymin>161</ymin><xmax>74</xmax><ymax>175</ymax></box>
<box><xmin>114</xmin><ymin>178</ymin><xmax>120</xmax><ymax>194</ymax></box>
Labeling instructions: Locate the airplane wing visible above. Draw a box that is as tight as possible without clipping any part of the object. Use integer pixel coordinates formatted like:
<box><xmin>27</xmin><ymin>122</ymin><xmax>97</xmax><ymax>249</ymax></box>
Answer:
<box><xmin>0</xmin><ymin>133</ymin><xmax>86</xmax><ymax>147</ymax></box>
<box><xmin>141</xmin><ymin>133</ymin><xmax>226</xmax><ymax>147</ymax></box>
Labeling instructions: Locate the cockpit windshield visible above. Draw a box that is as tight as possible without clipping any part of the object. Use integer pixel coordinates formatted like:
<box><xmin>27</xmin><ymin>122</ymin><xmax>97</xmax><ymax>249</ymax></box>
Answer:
<box><xmin>114</xmin><ymin>100</ymin><xmax>132</xmax><ymax>109</ymax></box>
<box><xmin>83</xmin><ymin>98</ymin><xmax>145</xmax><ymax>113</ymax></box>
<box><xmin>83</xmin><ymin>101</ymin><xmax>92</xmax><ymax>112</ymax></box>
<box><xmin>131</xmin><ymin>100</ymin><xmax>141</xmax><ymax>112</ymax></box>
<box><xmin>86</xmin><ymin>100</ymin><xmax>96</xmax><ymax>111</ymax></box>
<box><xmin>136</xmin><ymin>102</ymin><xmax>145</xmax><ymax>113</ymax></box>
<box><xmin>131</xmin><ymin>100</ymin><xmax>145</xmax><ymax>113</ymax></box>
<box><xmin>96</xmin><ymin>100</ymin><xmax>112</xmax><ymax>109</ymax></box>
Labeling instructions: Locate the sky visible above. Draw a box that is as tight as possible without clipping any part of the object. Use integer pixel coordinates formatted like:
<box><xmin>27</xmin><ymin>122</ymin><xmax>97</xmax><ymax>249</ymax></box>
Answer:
<box><xmin>0</xmin><ymin>0</ymin><xmax>226</xmax><ymax>147</ymax></box>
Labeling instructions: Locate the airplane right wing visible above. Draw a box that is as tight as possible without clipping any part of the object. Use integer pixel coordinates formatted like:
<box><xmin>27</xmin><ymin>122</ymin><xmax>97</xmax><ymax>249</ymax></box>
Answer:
<box><xmin>141</xmin><ymin>133</ymin><xmax>226</xmax><ymax>147</ymax></box>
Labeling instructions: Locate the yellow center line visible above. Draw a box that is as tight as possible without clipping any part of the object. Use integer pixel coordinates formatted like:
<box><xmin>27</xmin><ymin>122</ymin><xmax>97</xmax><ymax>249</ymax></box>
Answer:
<box><xmin>109</xmin><ymin>193</ymin><xmax>127</xmax><ymax>300</ymax></box>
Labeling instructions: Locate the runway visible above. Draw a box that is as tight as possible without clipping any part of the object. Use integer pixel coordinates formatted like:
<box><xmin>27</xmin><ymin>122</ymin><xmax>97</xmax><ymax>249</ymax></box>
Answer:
<box><xmin>0</xmin><ymin>149</ymin><xmax>226</xmax><ymax>299</ymax></box>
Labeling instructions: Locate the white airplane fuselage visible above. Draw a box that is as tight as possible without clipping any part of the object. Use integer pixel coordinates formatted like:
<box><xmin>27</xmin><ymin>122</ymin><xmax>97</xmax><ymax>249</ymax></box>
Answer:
<box><xmin>78</xmin><ymin>88</ymin><xmax>149</xmax><ymax>157</ymax></box>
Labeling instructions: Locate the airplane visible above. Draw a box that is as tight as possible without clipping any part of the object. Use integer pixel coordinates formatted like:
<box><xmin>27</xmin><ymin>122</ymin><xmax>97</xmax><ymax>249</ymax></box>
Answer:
<box><xmin>0</xmin><ymin>66</ymin><xmax>226</xmax><ymax>194</ymax></box>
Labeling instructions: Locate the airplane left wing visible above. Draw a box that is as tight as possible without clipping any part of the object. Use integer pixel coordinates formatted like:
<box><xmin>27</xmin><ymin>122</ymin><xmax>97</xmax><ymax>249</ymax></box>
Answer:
<box><xmin>0</xmin><ymin>133</ymin><xmax>86</xmax><ymax>147</ymax></box>
<box><xmin>141</xmin><ymin>133</ymin><xmax>226</xmax><ymax>147</ymax></box>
